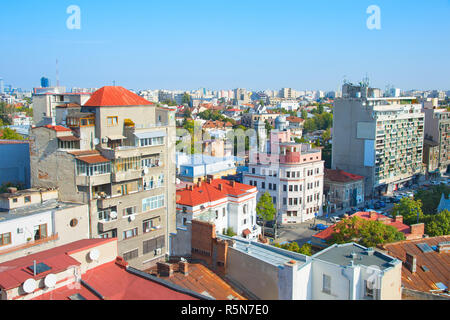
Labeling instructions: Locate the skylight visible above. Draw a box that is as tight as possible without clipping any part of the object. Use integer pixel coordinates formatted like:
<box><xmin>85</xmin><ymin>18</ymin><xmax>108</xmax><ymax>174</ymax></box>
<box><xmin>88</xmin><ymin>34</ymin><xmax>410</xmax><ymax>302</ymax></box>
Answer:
<box><xmin>27</xmin><ymin>262</ymin><xmax>51</xmax><ymax>275</ymax></box>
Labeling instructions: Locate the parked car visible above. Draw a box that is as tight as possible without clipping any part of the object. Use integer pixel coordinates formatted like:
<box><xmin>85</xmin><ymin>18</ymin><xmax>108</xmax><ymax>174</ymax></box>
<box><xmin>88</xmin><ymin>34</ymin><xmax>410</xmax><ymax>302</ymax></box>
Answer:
<box><xmin>314</xmin><ymin>224</ymin><xmax>328</xmax><ymax>231</ymax></box>
<box><xmin>330</xmin><ymin>216</ymin><xmax>341</xmax><ymax>223</ymax></box>
<box><xmin>374</xmin><ymin>201</ymin><xmax>386</xmax><ymax>209</ymax></box>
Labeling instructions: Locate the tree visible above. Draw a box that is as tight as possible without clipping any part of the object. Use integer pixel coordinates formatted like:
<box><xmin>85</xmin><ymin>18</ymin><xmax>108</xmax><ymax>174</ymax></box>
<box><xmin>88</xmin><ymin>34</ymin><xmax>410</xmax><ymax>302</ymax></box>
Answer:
<box><xmin>224</xmin><ymin>227</ymin><xmax>237</xmax><ymax>237</ymax></box>
<box><xmin>422</xmin><ymin>210</ymin><xmax>450</xmax><ymax>236</ymax></box>
<box><xmin>328</xmin><ymin>216</ymin><xmax>405</xmax><ymax>247</ymax></box>
<box><xmin>272</xmin><ymin>242</ymin><xmax>313</xmax><ymax>256</ymax></box>
<box><xmin>391</xmin><ymin>197</ymin><xmax>424</xmax><ymax>225</ymax></box>
<box><xmin>181</xmin><ymin>93</ymin><xmax>191</xmax><ymax>106</ymax></box>
<box><xmin>414</xmin><ymin>184</ymin><xmax>450</xmax><ymax>215</ymax></box>
<box><xmin>299</xmin><ymin>243</ymin><xmax>313</xmax><ymax>256</ymax></box>
<box><xmin>256</xmin><ymin>192</ymin><xmax>276</xmax><ymax>240</ymax></box>
<box><xmin>0</xmin><ymin>127</ymin><xmax>24</xmax><ymax>140</ymax></box>
<box><xmin>301</xmin><ymin>109</ymin><xmax>308</xmax><ymax>120</ymax></box>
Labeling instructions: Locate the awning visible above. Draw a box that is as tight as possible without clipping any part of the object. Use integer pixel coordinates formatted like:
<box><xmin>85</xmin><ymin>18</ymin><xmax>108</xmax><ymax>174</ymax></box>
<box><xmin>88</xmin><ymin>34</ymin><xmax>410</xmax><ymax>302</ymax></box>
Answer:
<box><xmin>107</xmin><ymin>135</ymin><xmax>126</xmax><ymax>140</ymax></box>
<box><xmin>242</xmin><ymin>229</ymin><xmax>252</xmax><ymax>237</ymax></box>
<box><xmin>134</xmin><ymin>130</ymin><xmax>166</xmax><ymax>140</ymax></box>
<box><xmin>76</xmin><ymin>155</ymin><xmax>110</xmax><ymax>164</ymax></box>
<box><xmin>57</xmin><ymin>136</ymin><xmax>80</xmax><ymax>142</ymax></box>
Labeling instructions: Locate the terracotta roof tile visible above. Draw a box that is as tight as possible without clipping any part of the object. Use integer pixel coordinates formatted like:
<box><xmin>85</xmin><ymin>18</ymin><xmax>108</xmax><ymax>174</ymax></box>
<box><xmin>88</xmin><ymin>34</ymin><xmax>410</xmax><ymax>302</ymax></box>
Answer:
<box><xmin>76</xmin><ymin>155</ymin><xmax>110</xmax><ymax>164</ymax></box>
<box><xmin>41</xmin><ymin>125</ymin><xmax>72</xmax><ymax>132</ymax></box>
<box><xmin>382</xmin><ymin>236</ymin><xmax>450</xmax><ymax>294</ymax></box>
<box><xmin>324</xmin><ymin>168</ymin><xmax>364</xmax><ymax>183</ymax></box>
<box><xmin>84</xmin><ymin>86</ymin><xmax>154</xmax><ymax>107</ymax></box>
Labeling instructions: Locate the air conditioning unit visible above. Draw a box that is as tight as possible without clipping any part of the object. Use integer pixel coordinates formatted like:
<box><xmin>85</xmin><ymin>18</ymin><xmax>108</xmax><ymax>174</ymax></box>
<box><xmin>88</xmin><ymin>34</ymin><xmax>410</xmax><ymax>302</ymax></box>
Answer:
<box><xmin>155</xmin><ymin>248</ymin><xmax>162</xmax><ymax>255</ymax></box>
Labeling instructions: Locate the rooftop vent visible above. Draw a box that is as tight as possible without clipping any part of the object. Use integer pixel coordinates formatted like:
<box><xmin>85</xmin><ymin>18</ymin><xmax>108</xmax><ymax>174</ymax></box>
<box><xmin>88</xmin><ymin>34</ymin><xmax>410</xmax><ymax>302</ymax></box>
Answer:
<box><xmin>366</xmin><ymin>247</ymin><xmax>375</xmax><ymax>256</ymax></box>
<box><xmin>350</xmin><ymin>251</ymin><xmax>357</xmax><ymax>259</ymax></box>
<box><xmin>437</xmin><ymin>241</ymin><xmax>450</xmax><ymax>253</ymax></box>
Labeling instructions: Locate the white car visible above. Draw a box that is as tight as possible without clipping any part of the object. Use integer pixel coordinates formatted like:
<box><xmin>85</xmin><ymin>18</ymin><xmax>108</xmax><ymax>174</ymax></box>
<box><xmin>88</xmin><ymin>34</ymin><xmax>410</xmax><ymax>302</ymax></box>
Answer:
<box><xmin>330</xmin><ymin>216</ymin><xmax>341</xmax><ymax>223</ymax></box>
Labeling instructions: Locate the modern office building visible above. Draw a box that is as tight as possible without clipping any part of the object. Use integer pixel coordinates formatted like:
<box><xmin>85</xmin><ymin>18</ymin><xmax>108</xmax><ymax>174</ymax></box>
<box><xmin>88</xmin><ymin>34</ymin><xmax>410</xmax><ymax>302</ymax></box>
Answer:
<box><xmin>30</xmin><ymin>86</ymin><xmax>177</xmax><ymax>270</ymax></box>
<box><xmin>423</xmin><ymin>102</ymin><xmax>450</xmax><ymax>174</ymax></box>
<box><xmin>0</xmin><ymin>140</ymin><xmax>31</xmax><ymax>188</ymax></box>
<box><xmin>332</xmin><ymin>83</ymin><xmax>425</xmax><ymax>197</ymax></box>
<box><xmin>243</xmin><ymin>142</ymin><xmax>324</xmax><ymax>224</ymax></box>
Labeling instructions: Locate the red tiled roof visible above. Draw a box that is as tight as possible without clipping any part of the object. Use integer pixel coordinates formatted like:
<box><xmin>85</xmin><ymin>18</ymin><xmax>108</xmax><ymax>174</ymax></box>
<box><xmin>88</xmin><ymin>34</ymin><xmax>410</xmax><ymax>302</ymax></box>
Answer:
<box><xmin>76</xmin><ymin>155</ymin><xmax>110</xmax><ymax>164</ymax></box>
<box><xmin>0</xmin><ymin>239</ymin><xmax>115</xmax><ymax>290</ymax></box>
<box><xmin>83</xmin><ymin>86</ymin><xmax>154</xmax><ymax>107</ymax></box>
<box><xmin>176</xmin><ymin>179</ymin><xmax>255</xmax><ymax>207</ymax></box>
<box><xmin>42</xmin><ymin>125</ymin><xmax>72</xmax><ymax>132</ymax></box>
<box><xmin>313</xmin><ymin>212</ymin><xmax>413</xmax><ymax>241</ymax></box>
<box><xmin>286</xmin><ymin>116</ymin><xmax>305</xmax><ymax>123</ymax></box>
<box><xmin>382</xmin><ymin>236</ymin><xmax>450</xmax><ymax>294</ymax></box>
<box><xmin>147</xmin><ymin>263</ymin><xmax>246</xmax><ymax>300</ymax></box>
<box><xmin>57</xmin><ymin>136</ymin><xmax>80</xmax><ymax>142</ymax></box>
<box><xmin>324</xmin><ymin>168</ymin><xmax>364</xmax><ymax>183</ymax></box>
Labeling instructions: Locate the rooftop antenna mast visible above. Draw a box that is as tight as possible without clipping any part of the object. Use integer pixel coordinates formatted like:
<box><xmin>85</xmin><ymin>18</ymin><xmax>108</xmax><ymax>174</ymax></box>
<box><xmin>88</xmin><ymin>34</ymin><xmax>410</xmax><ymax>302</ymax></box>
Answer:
<box><xmin>113</xmin><ymin>80</ymin><xmax>116</xmax><ymax>87</ymax></box>
<box><xmin>56</xmin><ymin>59</ymin><xmax>60</xmax><ymax>87</ymax></box>
<box><xmin>362</xmin><ymin>73</ymin><xmax>370</xmax><ymax>88</ymax></box>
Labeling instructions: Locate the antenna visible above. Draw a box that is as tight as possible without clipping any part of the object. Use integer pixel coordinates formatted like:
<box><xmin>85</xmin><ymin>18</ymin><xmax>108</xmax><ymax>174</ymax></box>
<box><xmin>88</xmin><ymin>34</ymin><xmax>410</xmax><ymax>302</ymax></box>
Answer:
<box><xmin>56</xmin><ymin>59</ymin><xmax>60</xmax><ymax>87</ymax></box>
<box><xmin>33</xmin><ymin>260</ymin><xmax>36</xmax><ymax>276</ymax></box>
<box><xmin>113</xmin><ymin>80</ymin><xmax>116</xmax><ymax>86</ymax></box>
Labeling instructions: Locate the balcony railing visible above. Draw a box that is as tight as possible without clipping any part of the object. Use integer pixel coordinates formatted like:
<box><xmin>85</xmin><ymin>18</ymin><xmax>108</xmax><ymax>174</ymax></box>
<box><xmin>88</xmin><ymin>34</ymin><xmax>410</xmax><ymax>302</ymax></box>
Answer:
<box><xmin>0</xmin><ymin>233</ymin><xmax>59</xmax><ymax>256</ymax></box>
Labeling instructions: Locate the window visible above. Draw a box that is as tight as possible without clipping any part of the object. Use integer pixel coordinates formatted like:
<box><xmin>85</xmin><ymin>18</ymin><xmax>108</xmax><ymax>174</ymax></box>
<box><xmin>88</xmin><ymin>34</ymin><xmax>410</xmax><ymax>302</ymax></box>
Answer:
<box><xmin>223</xmin><ymin>208</ymin><xmax>226</xmax><ymax>217</ymax></box>
<box><xmin>142</xmin><ymin>194</ymin><xmax>165</xmax><ymax>212</ymax></box>
<box><xmin>70</xmin><ymin>219</ymin><xmax>78</xmax><ymax>227</ymax></box>
<box><xmin>143</xmin><ymin>217</ymin><xmax>161</xmax><ymax>233</ymax></box>
<box><xmin>98</xmin><ymin>208</ymin><xmax>117</xmax><ymax>222</ymax></box>
<box><xmin>114</xmin><ymin>157</ymin><xmax>140</xmax><ymax>173</ymax></box>
<box><xmin>273</xmin><ymin>196</ymin><xmax>277</xmax><ymax>204</ymax></box>
<box><xmin>140</xmin><ymin>136</ymin><xmax>164</xmax><ymax>147</ymax></box>
<box><xmin>364</xmin><ymin>280</ymin><xmax>375</xmax><ymax>298</ymax></box>
<box><xmin>76</xmin><ymin>160</ymin><xmax>111</xmax><ymax>176</ymax></box>
<box><xmin>262</xmin><ymin>182</ymin><xmax>265</xmax><ymax>189</ymax></box>
<box><xmin>0</xmin><ymin>232</ymin><xmax>11</xmax><ymax>246</ymax></box>
<box><xmin>12</xmin><ymin>198</ymin><xmax>18</xmax><ymax>203</ymax></box>
<box><xmin>123</xmin><ymin>249</ymin><xmax>138</xmax><ymax>261</ymax></box>
<box><xmin>273</xmin><ymin>184</ymin><xmax>276</xmax><ymax>191</ymax></box>
<box><xmin>107</xmin><ymin>116</ymin><xmax>118</xmax><ymax>126</ymax></box>
<box><xmin>283</xmin><ymin>198</ymin><xmax>287</xmax><ymax>205</ymax></box>
<box><xmin>123</xmin><ymin>228</ymin><xmax>138</xmax><ymax>240</ymax></box>
<box><xmin>243</xmin><ymin>205</ymin><xmax>247</xmax><ymax>214</ymax></box>
<box><xmin>34</xmin><ymin>224</ymin><xmax>47</xmax><ymax>241</ymax></box>
<box><xmin>123</xmin><ymin>206</ymin><xmax>137</xmax><ymax>216</ymax></box>
<box><xmin>25</xmin><ymin>196</ymin><xmax>31</xmax><ymax>203</ymax></box>
<box><xmin>322</xmin><ymin>274</ymin><xmax>331</xmax><ymax>294</ymax></box>
<box><xmin>283</xmin><ymin>185</ymin><xmax>287</xmax><ymax>192</ymax></box>
<box><xmin>143</xmin><ymin>235</ymin><xmax>165</xmax><ymax>255</ymax></box>
<box><xmin>252</xmin><ymin>168</ymin><xmax>255</xmax><ymax>174</ymax></box>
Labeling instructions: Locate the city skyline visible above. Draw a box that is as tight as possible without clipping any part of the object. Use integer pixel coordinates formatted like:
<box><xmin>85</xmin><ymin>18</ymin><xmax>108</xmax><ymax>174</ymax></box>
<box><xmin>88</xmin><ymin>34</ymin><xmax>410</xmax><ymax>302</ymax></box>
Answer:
<box><xmin>1</xmin><ymin>0</ymin><xmax>450</xmax><ymax>91</ymax></box>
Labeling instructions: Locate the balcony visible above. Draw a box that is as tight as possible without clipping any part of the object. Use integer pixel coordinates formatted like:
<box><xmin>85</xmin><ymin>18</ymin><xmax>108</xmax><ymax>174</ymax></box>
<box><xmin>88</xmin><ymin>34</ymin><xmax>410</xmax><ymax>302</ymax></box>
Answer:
<box><xmin>112</xmin><ymin>170</ymin><xmax>142</xmax><ymax>183</ymax></box>
<box><xmin>0</xmin><ymin>234</ymin><xmax>59</xmax><ymax>257</ymax></box>
<box><xmin>76</xmin><ymin>173</ymin><xmax>111</xmax><ymax>187</ymax></box>
<box><xmin>98</xmin><ymin>219</ymin><xmax>118</xmax><ymax>233</ymax></box>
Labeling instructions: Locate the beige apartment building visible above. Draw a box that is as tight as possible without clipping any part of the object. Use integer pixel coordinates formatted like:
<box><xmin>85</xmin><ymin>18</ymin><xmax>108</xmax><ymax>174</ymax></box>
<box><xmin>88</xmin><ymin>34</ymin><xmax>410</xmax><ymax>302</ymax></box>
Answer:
<box><xmin>30</xmin><ymin>86</ymin><xmax>177</xmax><ymax>270</ymax></box>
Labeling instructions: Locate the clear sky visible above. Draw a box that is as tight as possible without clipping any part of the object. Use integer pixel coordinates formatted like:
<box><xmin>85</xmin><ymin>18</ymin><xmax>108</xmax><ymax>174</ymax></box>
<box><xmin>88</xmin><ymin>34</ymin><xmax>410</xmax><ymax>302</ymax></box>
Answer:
<box><xmin>1</xmin><ymin>0</ymin><xmax>449</xmax><ymax>92</ymax></box>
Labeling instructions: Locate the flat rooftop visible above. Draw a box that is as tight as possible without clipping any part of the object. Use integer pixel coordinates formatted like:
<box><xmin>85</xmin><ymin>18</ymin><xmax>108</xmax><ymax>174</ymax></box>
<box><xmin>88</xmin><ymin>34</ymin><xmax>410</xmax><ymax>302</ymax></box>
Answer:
<box><xmin>312</xmin><ymin>243</ymin><xmax>399</xmax><ymax>271</ymax></box>
<box><xmin>0</xmin><ymin>199</ymin><xmax>84</xmax><ymax>221</ymax></box>
<box><xmin>218</xmin><ymin>235</ymin><xmax>308</xmax><ymax>268</ymax></box>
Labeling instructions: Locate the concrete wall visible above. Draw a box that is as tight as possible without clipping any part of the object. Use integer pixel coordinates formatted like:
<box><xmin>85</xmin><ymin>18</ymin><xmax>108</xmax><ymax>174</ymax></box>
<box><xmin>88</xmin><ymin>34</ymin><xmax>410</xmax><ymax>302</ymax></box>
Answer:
<box><xmin>0</xmin><ymin>142</ymin><xmax>30</xmax><ymax>188</ymax></box>
<box><xmin>226</xmin><ymin>247</ymin><xmax>280</xmax><ymax>300</ymax></box>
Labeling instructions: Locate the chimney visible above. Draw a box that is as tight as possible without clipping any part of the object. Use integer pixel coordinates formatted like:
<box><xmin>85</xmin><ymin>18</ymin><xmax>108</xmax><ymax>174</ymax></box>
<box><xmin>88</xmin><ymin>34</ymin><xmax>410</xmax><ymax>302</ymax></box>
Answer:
<box><xmin>7</xmin><ymin>187</ymin><xmax>17</xmax><ymax>194</ymax></box>
<box><xmin>188</xmin><ymin>185</ymin><xmax>194</xmax><ymax>191</ymax></box>
<box><xmin>369</xmin><ymin>212</ymin><xmax>375</xmax><ymax>219</ymax></box>
<box><xmin>178</xmin><ymin>261</ymin><xmax>189</xmax><ymax>275</ymax></box>
<box><xmin>197</xmin><ymin>181</ymin><xmax>202</xmax><ymax>187</ymax></box>
<box><xmin>410</xmin><ymin>223</ymin><xmax>425</xmax><ymax>236</ymax></box>
<box><xmin>157</xmin><ymin>262</ymin><xmax>174</xmax><ymax>277</ymax></box>
<box><xmin>230</xmin><ymin>181</ymin><xmax>236</xmax><ymax>187</ymax></box>
<box><xmin>218</xmin><ymin>184</ymin><xmax>223</xmax><ymax>191</ymax></box>
<box><xmin>394</xmin><ymin>215</ymin><xmax>403</xmax><ymax>224</ymax></box>
<box><xmin>437</xmin><ymin>241</ymin><xmax>450</xmax><ymax>253</ymax></box>
<box><xmin>405</xmin><ymin>252</ymin><xmax>417</xmax><ymax>273</ymax></box>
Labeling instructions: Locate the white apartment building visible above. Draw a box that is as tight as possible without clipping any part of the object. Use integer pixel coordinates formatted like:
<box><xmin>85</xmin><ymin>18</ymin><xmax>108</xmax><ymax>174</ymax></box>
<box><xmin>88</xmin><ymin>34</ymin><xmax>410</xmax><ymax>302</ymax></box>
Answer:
<box><xmin>244</xmin><ymin>142</ymin><xmax>324</xmax><ymax>224</ymax></box>
<box><xmin>176</xmin><ymin>179</ymin><xmax>261</xmax><ymax>240</ymax></box>
<box><xmin>0</xmin><ymin>188</ymin><xmax>89</xmax><ymax>263</ymax></box>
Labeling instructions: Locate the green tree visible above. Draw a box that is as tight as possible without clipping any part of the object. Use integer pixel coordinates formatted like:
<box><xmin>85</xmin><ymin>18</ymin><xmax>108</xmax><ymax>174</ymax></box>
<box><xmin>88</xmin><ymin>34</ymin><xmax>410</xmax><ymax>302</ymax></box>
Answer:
<box><xmin>414</xmin><ymin>184</ymin><xmax>450</xmax><ymax>215</ymax></box>
<box><xmin>256</xmin><ymin>192</ymin><xmax>276</xmax><ymax>240</ymax></box>
<box><xmin>299</xmin><ymin>243</ymin><xmax>313</xmax><ymax>256</ymax></box>
<box><xmin>391</xmin><ymin>197</ymin><xmax>424</xmax><ymax>225</ymax></box>
<box><xmin>0</xmin><ymin>127</ymin><xmax>24</xmax><ymax>140</ymax></box>
<box><xmin>301</xmin><ymin>109</ymin><xmax>308</xmax><ymax>120</ymax></box>
<box><xmin>224</xmin><ymin>227</ymin><xmax>237</xmax><ymax>237</ymax></box>
<box><xmin>422</xmin><ymin>210</ymin><xmax>450</xmax><ymax>236</ymax></box>
<box><xmin>181</xmin><ymin>93</ymin><xmax>191</xmax><ymax>105</ymax></box>
<box><xmin>328</xmin><ymin>216</ymin><xmax>405</xmax><ymax>247</ymax></box>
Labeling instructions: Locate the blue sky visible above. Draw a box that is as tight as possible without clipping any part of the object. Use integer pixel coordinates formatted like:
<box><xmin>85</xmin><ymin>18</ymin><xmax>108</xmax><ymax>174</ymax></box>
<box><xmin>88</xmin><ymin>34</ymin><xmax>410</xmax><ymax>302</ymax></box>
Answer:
<box><xmin>1</xmin><ymin>0</ymin><xmax>449</xmax><ymax>91</ymax></box>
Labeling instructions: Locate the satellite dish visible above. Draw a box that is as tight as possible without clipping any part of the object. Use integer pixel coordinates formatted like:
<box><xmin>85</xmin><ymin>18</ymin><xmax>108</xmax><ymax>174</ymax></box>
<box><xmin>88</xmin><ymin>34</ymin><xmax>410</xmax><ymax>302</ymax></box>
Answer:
<box><xmin>93</xmin><ymin>138</ymin><xmax>100</xmax><ymax>145</ymax></box>
<box><xmin>44</xmin><ymin>274</ymin><xmax>57</xmax><ymax>288</ymax></box>
<box><xmin>110</xmin><ymin>211</ymin><xmax>117</xmax><ymax>219</ymax></box>
<box><xmin>176</xmin><ymin>178</ymin><xmax>181</xmax><ymax>184</ymax></box>
<box><xmin>143</xmin><ymin>167</ymin><xmax>149</xmax><ymax>174</ymax></box>
<box><xmin>129</xmin><ymin>215</ymin><xmax>135</xmax><ymax>222</ymax></box>
<box><xmin>89</xmin><ymin>249</ymin><xmax>100</xmax><ymax>261</ymax></box>
<box><xmin>23</xmin><ymin>278</ymin><xmax>37</xmax><ymax>293</ymax></box>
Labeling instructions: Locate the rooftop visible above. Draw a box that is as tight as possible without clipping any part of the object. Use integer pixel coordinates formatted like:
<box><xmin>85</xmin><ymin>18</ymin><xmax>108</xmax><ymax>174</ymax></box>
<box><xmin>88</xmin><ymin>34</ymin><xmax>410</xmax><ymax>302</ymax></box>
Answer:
<box><xmin>176</xmin><ymin>179</ymin><xmax>256</xmax><ymax>207</ymax></box>
<box><xmin>84</xmin><ymin>86</ymin><xmax>154</xmax><ymax>107</ymax></box>
<box><xmin>0</xmin><ymin>139</ymin><xmax>29</xmax><ymax>145</ymax></box>
<box><xmin>147</xmin><ymin>262</ymin><xmax>246</xmax><ymax>300</ymax></box>
<box><xmin>312</xmin><ymin>242</ymin><xmax>398</xmax><ymax>270</ymax></box>
<box><xmin>218</xmin><ymin>235</ymin><xmax>308</xmax><ymax>268</ymax></box>
<box><xmin>324</xmin><ymin>168</ymin><xmax>364</xmax><ymax>183</ymax></box>
<box><xmin>382</xmin><ymin>236</ymin><xmax>450</xmax><ymax>294</ymax></box>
